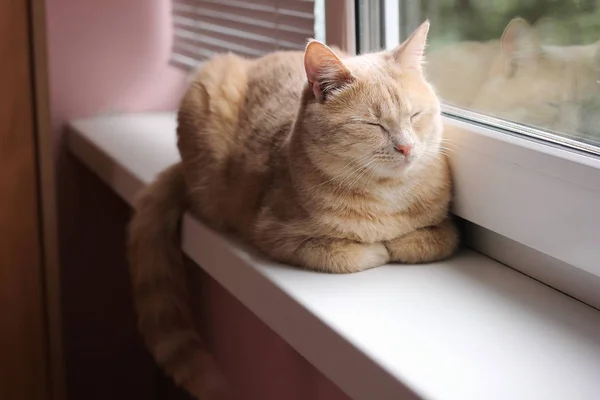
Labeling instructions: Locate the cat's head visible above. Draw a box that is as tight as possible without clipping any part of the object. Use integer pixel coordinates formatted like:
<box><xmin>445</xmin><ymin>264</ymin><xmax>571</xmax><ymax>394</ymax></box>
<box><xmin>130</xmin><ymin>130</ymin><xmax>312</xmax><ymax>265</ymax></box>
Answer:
<box><xmin>472</xmin><ymin>18</ymin><xmax>600</xmax><ymax>135</ymax></box>
<box><xmin>296</xmin><ymin>21</ymin><xmax>443</xmax><ymax>179</ymax></box>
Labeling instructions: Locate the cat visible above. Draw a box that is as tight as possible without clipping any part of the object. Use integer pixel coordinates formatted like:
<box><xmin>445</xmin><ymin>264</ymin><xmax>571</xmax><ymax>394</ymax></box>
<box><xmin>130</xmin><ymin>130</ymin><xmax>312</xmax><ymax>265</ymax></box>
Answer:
<box><xmin>128</xmin><ymin>21</ymin><xmax>458</xmax><ymax>400</ymax></box>
<box><xmin>427</xmin><ymin>18</ymin><xmax>600</xmax><ymax>139</ymax></box>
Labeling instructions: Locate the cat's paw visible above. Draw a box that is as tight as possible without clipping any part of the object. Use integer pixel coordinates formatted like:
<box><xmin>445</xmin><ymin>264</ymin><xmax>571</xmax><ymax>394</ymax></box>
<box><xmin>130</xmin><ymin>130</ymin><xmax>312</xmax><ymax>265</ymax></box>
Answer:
<box><xmin>296</xmin><ymin>239</ymin><xmax>390</xmax><ymax>273</ymax></box>
<box><xmin>385</xmin><ymin>219</ymin><xmax>459</xmax><ymax>264</ymax></box>
<box><xmin>346</xmin><ymin>242</ymin><xmax>391</xmax><ymax>272</ymax></box>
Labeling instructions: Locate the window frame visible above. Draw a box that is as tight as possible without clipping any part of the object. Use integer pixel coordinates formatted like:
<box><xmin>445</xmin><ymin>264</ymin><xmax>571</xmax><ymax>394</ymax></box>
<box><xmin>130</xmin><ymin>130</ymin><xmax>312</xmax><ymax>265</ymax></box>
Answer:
<box><xmin>336</xmin><ymin>0</ymin><xmax>600</xmax><ymax>309</ymax></box>
<box><xmin>324</xmin><ymin>0</ymin><xmax>357</xmax><ymax>55</ymax></box>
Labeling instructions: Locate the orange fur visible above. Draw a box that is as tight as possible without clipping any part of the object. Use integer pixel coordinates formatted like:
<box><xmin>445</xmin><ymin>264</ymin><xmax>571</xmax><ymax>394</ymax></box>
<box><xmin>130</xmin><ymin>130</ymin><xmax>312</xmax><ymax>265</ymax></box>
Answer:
<box><xmin>128</xmin><ymin>21</ymin><xmax>458</xmax><ymax>399</ymax></box>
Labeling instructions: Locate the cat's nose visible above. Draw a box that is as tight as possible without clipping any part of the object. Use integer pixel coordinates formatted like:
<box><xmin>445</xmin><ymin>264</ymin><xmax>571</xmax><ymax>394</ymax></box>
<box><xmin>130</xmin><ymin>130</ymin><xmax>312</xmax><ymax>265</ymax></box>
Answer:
<box><xmin>394</xmin><ymin>144</ymin><xmax>412</xmax><ymax>157</ymax></box>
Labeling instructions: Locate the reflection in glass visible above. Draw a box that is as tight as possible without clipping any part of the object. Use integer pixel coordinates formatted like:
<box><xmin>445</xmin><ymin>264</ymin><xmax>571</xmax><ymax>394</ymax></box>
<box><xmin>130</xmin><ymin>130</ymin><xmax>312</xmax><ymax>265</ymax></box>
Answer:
<box><xmin>418</xmin><ymin>0</ymin><xmax>600</xmax><ymax>147</ymax></box>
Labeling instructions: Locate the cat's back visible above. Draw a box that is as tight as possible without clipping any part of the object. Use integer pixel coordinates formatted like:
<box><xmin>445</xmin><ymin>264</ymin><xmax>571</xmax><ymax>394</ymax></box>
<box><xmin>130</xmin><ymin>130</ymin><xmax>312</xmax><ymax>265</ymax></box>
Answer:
<box><xmin>245</xmin><ymin>50</ymin><xmax>307</xmax><ymax>108</ymax></box>
<box><xmin>177</xmin><ymin>50</ymin><xmax>308</xmax><ymax>234</ymax></box>
<box><xmin>179</xmin><ymin>50</ymin><xmax>306</xmax><ymax>130</ymax></box>
<box><xmin>179</xmin><ymin>50</ymin><xmax>307</xmax><ymax>148</ymax></box>
<box><xmin>242</xmin><ymin>51</ymin><xmax>307</xmax><ymax>138</ymax></box>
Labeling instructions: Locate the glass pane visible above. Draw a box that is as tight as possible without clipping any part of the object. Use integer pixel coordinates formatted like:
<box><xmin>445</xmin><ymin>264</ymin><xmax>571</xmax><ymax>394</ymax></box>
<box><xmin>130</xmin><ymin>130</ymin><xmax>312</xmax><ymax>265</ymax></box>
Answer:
<box><xmin>407</xmin><ymin>0</ymin><xmax>600</xmax><ymax>151</ymax></box>
<box><xmin>314</xmin><ymin>0</ymin><xmax>326</xmax><ymax>43</ymax></box>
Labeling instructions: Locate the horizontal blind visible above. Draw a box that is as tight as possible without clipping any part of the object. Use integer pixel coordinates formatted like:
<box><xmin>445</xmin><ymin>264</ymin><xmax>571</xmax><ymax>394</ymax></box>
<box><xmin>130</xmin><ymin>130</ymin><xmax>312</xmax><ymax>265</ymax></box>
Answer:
<box><xmin>171</xmin><ymin>0</ymin><xmax>316</xmax><ymax>69</ymax></box>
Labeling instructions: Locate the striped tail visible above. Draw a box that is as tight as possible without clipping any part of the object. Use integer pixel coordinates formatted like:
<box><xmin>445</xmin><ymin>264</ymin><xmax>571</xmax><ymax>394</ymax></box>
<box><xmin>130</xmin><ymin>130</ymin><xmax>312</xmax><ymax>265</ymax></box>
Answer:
<box><xmin>127</xmin><ymin>162</ymin><xmax>228</xmax><ymax>399</ymax></box>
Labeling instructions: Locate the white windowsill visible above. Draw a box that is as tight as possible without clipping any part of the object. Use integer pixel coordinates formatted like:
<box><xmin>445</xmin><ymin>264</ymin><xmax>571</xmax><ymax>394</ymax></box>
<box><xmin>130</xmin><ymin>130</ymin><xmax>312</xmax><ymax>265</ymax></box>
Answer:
<box><xmin>67</xmin><ymin>113</ymin><xmax>600</xmax><ymax>400</ymax></box>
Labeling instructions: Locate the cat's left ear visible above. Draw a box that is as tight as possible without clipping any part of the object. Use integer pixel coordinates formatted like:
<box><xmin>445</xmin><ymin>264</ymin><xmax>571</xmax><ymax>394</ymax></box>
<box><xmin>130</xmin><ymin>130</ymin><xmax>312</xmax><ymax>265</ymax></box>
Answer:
<box><xmin>391</xmin><ymin>20</ymin><xmax>430</xmax><ymax>72</ymax></box>
<box><xmin>304</xmin><ymin>40</ymin><xmax>354</xmax><ymax>102</ymax></box>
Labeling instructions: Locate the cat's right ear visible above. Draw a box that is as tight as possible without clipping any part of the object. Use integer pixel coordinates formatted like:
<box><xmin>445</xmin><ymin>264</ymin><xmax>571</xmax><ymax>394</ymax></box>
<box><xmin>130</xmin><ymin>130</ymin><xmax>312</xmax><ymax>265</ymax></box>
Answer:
<box><xmin>304</xmin><ymin>40</ymin><xmax>354</xmax><ymax>102</ymax></box>
<box><xmin>391</xmin><ymin>20</ymin><xmax>429</xmax><ymax>71</ymax></box>
<box><xmin>501</xmin><ymin>18</ymin><xmax>541</xmax><ymax>76</ymax></box>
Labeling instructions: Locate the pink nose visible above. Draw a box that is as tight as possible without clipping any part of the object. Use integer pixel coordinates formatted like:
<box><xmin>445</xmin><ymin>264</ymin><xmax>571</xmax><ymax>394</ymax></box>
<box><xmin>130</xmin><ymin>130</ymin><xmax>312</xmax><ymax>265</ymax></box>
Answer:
<box><xmin>394</xmin><ymin>144</ymin><xmax>412</xmax><ymax>157</ymax></box>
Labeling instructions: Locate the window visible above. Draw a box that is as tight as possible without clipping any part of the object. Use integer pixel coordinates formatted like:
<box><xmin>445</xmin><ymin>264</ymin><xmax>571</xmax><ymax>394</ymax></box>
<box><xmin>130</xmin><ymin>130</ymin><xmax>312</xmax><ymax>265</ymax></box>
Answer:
<box><xmin>357</xmin><ymin>0</ymin><xmax>600</xmax><ymax>155</ymax></box>
<box><xmin>171</xmin><ymin>0</ymin><xmax>324</xmax><ymax>69</ymax></box>
<box><xmin>167</xmin><ymin>0</ymin><xmax>600</xmax><ymax>308</ymax></box>
<box><xmin>353</xmin><ymin>0</ymin><xmax>600</xmax><ymax>308</ymax></box>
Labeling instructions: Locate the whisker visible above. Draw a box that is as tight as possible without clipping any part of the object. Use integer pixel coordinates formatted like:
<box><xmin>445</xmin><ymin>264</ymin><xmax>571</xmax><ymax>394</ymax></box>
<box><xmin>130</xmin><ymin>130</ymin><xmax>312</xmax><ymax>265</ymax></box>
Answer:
<box><xmin>334</xmin><ymin>160</ymin><xmax>374</xmax><ymax>193</ymax></box>
<box><xmin>300</xmin><ymin>153</ymin><xmax>373</xmax><ymax>192</ymax></box>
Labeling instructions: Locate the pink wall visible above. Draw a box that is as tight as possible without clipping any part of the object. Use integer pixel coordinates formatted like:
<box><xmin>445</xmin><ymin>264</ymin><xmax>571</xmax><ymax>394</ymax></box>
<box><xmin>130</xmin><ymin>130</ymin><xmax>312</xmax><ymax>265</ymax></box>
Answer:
<box><xmin>47</xmin><ymin>0</ymin><xmax>187</xmax><ymax>133</ymax></box>
<box><xmin>46</xmin><ymin>1</ymin><xmax>188</xmax><ymax>397</ymax></box>
<box><xmin>45</xmin><ymin>1</ymin><xmax>352</xmax><ymax>399</ymax></box>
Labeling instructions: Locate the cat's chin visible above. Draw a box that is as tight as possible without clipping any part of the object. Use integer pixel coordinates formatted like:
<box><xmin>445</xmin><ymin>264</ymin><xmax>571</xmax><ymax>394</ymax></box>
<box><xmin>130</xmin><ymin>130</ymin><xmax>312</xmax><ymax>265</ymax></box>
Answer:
<box><xmin>375</xmin><ymin>159</ymin><xmax>415</xmax><ymax>178</ymax></box>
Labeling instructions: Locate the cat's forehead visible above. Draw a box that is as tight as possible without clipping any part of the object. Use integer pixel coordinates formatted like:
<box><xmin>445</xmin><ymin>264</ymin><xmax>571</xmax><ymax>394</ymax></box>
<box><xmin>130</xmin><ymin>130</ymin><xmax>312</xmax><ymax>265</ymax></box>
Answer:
<box><xmin>346</xmin><ymin>53</ymin><xmax>386</xmax><ymax>71</ymax></box>
<box><xmin>345</xmin><ymin>53</ymin><xmax>401</xmax><ymax>81</ymax></box>
<box><xmin>354</xmin><ymin>77</ymin><xmax>422</xmax><ymax>119</ymax></box>
<box><xmin>340</xmin><ymin>52</ymin><xmax>435</xmax><ymax>115</ymax></box>
<box><xmin>346</xmin><ymin>53</ymin><xmax>412</xmax><ymax>83</ymax></box>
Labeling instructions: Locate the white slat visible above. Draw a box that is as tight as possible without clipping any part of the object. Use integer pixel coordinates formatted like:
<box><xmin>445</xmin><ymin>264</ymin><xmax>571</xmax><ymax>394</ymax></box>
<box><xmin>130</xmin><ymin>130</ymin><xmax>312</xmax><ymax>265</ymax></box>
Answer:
<box><xmin>171</xmin><ymin>0</ymin><xmax>315</xmax><ymax>69</ymax></box>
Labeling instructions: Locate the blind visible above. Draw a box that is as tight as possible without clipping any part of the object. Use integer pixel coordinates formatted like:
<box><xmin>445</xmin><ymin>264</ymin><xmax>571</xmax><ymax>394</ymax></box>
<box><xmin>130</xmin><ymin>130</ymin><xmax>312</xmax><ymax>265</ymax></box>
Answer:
<box><xmin>171</xmin><ymin>0</ymin><xmax>316</xmax><ymax>69</ymax></box>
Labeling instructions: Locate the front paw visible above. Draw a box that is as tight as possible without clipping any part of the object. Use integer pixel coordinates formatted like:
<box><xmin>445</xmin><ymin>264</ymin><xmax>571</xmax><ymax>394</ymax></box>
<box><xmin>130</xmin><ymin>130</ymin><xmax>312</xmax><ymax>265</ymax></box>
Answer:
<box><xmin>295</xmin><ymin>239</ymin><xmax>390</xmax><ymax>273</ymax></box>
<box><xmin>385</xmin><ymin>219</ymin><xmax>459</xmax><ymax>264</ymax></box>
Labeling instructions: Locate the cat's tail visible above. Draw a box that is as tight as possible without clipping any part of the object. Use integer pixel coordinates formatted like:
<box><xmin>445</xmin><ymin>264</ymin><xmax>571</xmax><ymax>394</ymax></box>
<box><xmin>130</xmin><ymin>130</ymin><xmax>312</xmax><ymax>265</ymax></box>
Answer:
<box><xmin>127</xmin><ymin>162</ymin><xmax>227</xmax><ymax>400</ymax></box>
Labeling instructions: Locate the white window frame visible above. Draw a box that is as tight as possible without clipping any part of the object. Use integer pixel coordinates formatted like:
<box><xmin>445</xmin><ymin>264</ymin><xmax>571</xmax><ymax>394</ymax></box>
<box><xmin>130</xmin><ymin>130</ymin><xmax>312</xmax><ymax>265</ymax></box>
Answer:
<box><xmin>328</xmin><ymin>0</ymin><xmax>600</xmax><ymax>309</ymax></box>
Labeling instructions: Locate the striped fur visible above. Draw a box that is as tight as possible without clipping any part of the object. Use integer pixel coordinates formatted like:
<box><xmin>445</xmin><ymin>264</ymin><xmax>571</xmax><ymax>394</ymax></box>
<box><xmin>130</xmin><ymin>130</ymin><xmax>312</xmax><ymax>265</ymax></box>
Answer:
<box><xmin>128</xmin><ymin>21</ymin><xmax>458</xmax><ymax>399</ymax></box>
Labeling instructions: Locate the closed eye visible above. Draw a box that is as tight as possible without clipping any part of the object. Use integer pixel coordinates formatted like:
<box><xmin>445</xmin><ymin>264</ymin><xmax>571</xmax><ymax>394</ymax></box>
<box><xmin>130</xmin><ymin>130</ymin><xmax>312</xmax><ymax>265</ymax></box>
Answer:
<box><xmin>350</xmin><ymin>118</ymin><xmax>390</xmax><ymax>133</ymax></box>
<box><xmin>411</xmin><ymin>111</ymin><xmax>422</xmax><ymax>122</ymax></box>
<box><xmin>365</xmin><ymin>121</ymin><xmax>389</xmax><ymax>133</ymax></box>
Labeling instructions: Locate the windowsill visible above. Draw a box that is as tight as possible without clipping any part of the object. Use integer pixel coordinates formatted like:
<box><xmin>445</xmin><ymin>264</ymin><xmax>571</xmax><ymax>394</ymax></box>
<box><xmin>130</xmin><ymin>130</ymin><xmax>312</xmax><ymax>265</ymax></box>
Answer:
<box><xmin>68</xmin><ymin>113</ymin><xmax>600</xmax><ymax>400</ymax></box>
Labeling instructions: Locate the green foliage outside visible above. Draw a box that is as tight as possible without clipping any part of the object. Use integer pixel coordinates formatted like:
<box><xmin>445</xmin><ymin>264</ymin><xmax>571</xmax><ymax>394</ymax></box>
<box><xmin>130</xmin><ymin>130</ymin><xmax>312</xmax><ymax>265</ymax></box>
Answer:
<box><xmin>424</xmin><ymin>0</ymin><xmax>600</xmax><ymax>48</ymax></box>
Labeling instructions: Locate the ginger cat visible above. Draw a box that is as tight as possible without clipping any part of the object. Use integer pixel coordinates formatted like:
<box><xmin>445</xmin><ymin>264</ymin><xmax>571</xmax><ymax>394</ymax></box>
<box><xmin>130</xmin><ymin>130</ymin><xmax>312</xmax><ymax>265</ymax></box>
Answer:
<box><xmin>128</xmin><ymin>21</ymin><xmax>457</xmax><ymax>399</ymax></box>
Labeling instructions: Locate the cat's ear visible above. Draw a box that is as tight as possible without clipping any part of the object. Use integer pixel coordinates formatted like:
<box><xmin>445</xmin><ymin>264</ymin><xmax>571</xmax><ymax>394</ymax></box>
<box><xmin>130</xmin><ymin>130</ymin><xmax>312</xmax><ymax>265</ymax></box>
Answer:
<box><xmin>304</xmin><ymin>40</ymin><xmax>354</xmax><ymax>102</ymax></box>
<box><xmin>391</xmin><ymin>20</ymin><xmax>430</xmax><ymax>72</ymax></box>
<box><xmin>501</xmin><ymin>18</ymin><xmax>541</xmax><ymax>75</ymax></box>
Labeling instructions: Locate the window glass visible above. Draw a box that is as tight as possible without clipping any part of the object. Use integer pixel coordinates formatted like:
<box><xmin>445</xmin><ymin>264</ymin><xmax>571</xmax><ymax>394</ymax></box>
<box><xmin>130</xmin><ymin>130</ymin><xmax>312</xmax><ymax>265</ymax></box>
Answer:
<box><xmin>360</xmin><ymin>1</ymin><xmax>600</xmax><ymax>152</ymax></box>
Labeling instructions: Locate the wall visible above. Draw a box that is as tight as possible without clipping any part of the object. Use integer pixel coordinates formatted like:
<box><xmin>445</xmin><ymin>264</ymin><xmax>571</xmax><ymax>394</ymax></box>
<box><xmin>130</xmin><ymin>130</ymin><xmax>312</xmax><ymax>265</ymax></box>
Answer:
<box><xmin>47</xmin><ymin>0</ymin><xmax>186</xmax><ymax>129</ymax></box>
<box><xmin>46</xmin><ymin>1</ymin><xmax>187</xmax><ymax>397</ymax></box>
<box><xmin>44</xmin><ymin>0</ymin><xmax>351</xmax><ymax>399</ymax></box>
